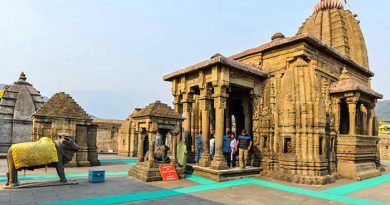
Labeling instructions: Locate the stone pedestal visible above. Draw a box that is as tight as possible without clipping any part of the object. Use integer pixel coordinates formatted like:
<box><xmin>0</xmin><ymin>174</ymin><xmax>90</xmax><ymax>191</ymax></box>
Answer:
<box><xmin>129</xmin><ymin>161</ymin><xmax>185</xmax><ymax>182</ymax></box>
<box><xmin>337</xmin><ymin>161</ymin><xmax>380</xmax><ymax>181</ymax></box>
<box><xmin>336</xmin><ymin>134</ymin><xmax>381</xmax><ymax>180</ymax></box>
<box><xmin>198</xmin><ymin>154</ymin><xmax>211</xmax><ymax>167</ymax></box>
<box><xmin>192</xmin><ymin>164</ymin><xmax>261</xmax><ymax>182</ymax></box>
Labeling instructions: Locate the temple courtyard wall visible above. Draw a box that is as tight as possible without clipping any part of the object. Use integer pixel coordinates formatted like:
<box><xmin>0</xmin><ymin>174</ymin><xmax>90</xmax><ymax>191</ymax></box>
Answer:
<box><xmin>92</xmin><ymin>119</ymin><xmax>122</xmax><ymax>153</ymax></box>
<box><xmin>379</xmin><ymin>135</ymin><xmax>390</xmax><ymax>160</ymax></box>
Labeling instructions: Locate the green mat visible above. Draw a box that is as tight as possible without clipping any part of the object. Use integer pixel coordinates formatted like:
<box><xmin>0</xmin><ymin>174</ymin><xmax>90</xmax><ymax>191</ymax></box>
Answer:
<box><xmin>100</xmin><ymin>159</ymin><xmax>137</xmax><ymax>165</ymax></box>
<box><xmin>186</xmin><ymin>174</ymin><xmax>216</xmax><ymax>185</ymax></box>
<box><xmin>0</xmin><ymin>171</ymin><xmax>128</xmax><ymax>182</ymax></box>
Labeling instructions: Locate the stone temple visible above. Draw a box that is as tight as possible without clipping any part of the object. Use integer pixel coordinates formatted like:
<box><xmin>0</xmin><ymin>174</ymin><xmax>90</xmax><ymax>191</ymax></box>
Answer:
<box><xmin>32</xmin><ymin>92</ymin><xmax>100</xmax><ymax>167</ymax></box>
<box><xmin>0</xmin><ymin>72</ymin><xmax>45</xmax><ymax>154</ymax></box>
<box><xmin>163</xmin><ymin>0</ymin><xmax>383</xmax><ymax>184</ymax></box>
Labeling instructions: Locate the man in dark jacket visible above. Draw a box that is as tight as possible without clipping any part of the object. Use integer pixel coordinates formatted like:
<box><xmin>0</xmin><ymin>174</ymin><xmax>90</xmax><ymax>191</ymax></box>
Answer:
<box><xmin>222</xmin><ymin>128</ymin><xmax>232</xmax><ymax>168</ymax></box>
<box><xmin>236</xmin><ymin>129</ymin><xmax>252</xmax><ymax>169</ymax></box>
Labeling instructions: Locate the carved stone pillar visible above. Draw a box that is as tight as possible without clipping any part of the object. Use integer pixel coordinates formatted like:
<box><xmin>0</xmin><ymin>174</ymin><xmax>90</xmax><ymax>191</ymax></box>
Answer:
<box><xmin>174</xmin><ymin>95</ymin><xmax>183</xmax><ymax>142</ymax></box>
<box><xmin>332</xmin><ymin>98</ymin><xmax>341</xmax><ymax>133</ymax></box>
<box><xmin>182</xmin><ymin>94</ymin><xmax>193</xmax><ymax>137</ymax></box>
<box><xmin>183</xmin><ymin>93</ymin><xmax>194</xmax><ymax>162</ymax></box>
<box><xmin>170</xmin><ymin>130</ymin><xmax>179</xmax><ymax>165</ymax></box>
<box><xmin>148</xmin><ymin>132</ymin><xmax>155</xmax><ymax>163</ymax></box>
<box><xmin>367</xmin><ymin>104</ymin><xmax>375</xmax><ymax>136</ymax></box>
<box><xmin>210</xmin><ymin>93</ymin><xmax>228</xmax><ymax>170</ymax></box>
<box><xmin>137</xmin><ymin>132</ymin><xmax>144</xmax><ymax>162</ymax></box>
<box><xmin>347</xmin><ymin>97</ymin><xmax>358</xmax><ymax>136</ymax></box>
<box><xmin>199</xmin><ymin>94</ymin><xmax>211</xmax><ymax>167</ymax></box>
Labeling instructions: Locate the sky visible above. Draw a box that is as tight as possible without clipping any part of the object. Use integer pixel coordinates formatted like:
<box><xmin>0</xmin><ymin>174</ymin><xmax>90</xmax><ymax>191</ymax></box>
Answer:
<box><xmin>0</xmin><ymin>0</ymin><xmax>389</xmax><ymax>120</ymax></box>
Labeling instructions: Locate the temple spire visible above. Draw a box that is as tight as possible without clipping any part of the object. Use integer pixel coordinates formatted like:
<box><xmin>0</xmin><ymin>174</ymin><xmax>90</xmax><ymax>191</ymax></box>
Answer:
<box><xmin>313</xmin><ymin>0</ymin><xmax>344</xmax><ymax>13</ymax></box>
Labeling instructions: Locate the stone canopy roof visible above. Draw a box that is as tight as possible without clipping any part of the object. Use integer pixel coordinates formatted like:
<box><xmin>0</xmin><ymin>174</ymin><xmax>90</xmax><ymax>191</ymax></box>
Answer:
<box><xmin>330</xmin><ymin>69</ymin><xmax>383</xmax><ymax>99</ymax></box>
<box><xmin>132</xmin><ymin>100</ymin><xmax>181</xmax><ymax>120</ymax></box>
<box><xmin>34</xmin><ymin>92</ymin><xmax>91</xmax><ymax>120</ymax></box>
<box><xmin>163</xmin><ymin>54</ymin><xmax>267</xmax><ymax>81</ymax></box>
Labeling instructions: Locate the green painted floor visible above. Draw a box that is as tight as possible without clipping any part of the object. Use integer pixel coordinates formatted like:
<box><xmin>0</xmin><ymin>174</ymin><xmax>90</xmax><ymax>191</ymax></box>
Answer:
<box><xmin>2</xmin><ymin>158</ymin><xmax>389</xmax><ymax>205</ymax></box>
<box><xmin>40</xmin><ymin>175</ymin><xmax>390</xmax><ymax>205</ymax></box>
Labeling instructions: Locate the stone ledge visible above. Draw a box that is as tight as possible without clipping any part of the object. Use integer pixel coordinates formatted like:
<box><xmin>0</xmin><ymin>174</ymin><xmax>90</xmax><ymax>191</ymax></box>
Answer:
<box><xmin>191</xmin><ymin>165</ymin><xmax>262</xmax><ymax>182</ymax></box>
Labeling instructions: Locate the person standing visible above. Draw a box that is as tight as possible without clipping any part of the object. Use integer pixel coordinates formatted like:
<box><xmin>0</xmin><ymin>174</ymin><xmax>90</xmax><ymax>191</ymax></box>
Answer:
<box><xmin>230</xmin><ymin>132</ymin><xmax>237</xmax><ymax>168</ymax></box>
<box><xmin>209</xmin><ymin>135</ymin><xmax>215</xmax><ymax>160</ymax></box>
<box><xmin>155</xmin><ymin>133</ymin><xmax>162</xmax><ymax>148</ymax></box>
<box><xmin>195</xmin><ymin>131</ymin><xmax>202</xmax><ymax>163</ymax></box>
<box><xmin>236</xmin><ymin>129</ymin><xmax>252</xmax><ymax>169</ymax></box>
<box><xmin>222</xmin><ymin>128</ymin><xmax>232</xmax><ymax>168</ymax></box>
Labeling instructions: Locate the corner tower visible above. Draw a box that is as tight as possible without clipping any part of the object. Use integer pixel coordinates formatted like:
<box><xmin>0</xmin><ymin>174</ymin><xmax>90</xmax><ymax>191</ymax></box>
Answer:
<box><xmin>298</xmin><ymin>0</ymin><xmax>369</xmax><ymax>68</ymax></box>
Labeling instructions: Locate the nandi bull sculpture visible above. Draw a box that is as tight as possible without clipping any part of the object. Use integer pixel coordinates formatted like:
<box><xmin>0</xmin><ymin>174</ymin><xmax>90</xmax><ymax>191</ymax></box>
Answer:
<box><xmin>5</xmin><ymin>136</ymin><xmax>79</xmax><ymax>188</ymax></box>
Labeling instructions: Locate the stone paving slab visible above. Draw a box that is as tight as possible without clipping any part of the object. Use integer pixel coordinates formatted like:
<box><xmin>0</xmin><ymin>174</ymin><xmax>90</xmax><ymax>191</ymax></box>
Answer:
<box><xmin>346</xmin><ymin>182</ymin><xmax>390</xmax><ymax>204</ymax></box>
<box><xmin>189</xmin><ymin>184</ymin><xmax>346</xmax><ymax>205</ymax></box>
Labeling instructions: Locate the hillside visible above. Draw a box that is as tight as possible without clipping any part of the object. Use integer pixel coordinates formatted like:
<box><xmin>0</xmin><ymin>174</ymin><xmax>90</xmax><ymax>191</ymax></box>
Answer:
<box><xmin>376</xmin><ymin>100</ymin><xmax>390</xmax><ymax>121</ymax></box>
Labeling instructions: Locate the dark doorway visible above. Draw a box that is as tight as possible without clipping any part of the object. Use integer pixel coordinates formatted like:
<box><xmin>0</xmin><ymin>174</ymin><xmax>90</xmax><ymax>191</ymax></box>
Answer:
<box><xmin>339</xmin><ymin>99</ymin><xmax>349</xmax><ymax>134</ymax></box>
<box><xmin>227</xmin><ymin>85</ymin><xmax>252</xmax><ymax>135</ymax></box>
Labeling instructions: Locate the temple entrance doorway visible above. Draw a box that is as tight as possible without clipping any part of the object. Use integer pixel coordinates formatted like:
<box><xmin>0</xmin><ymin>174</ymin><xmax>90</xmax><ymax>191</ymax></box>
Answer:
<box><xmin>227</xmin><ymin>85</ymin><xmax>252</xmax><ymax>136</ymax></box>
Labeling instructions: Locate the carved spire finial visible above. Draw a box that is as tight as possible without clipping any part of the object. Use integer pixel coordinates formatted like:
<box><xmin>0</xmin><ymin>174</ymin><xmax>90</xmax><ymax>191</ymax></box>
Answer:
<box><xmin>313</xmin><ymin>0</ymin><xmax>344</xmax><ymax>13</ymax></box>
<box><xmin>19</xmin><ymin>72</ymin><xmax>27</xmax><ymax>81</ymax></box>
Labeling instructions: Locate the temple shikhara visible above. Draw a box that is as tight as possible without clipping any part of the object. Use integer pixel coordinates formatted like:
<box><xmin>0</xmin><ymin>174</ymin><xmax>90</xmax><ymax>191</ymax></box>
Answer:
<box><xmin>161</xmin><ymin>0</ymin><xmax>384</xmax><ymax>184</ymax></box>
<box><xmin>0</xmin><ymin>73</ymin><xmax>45</xmax><ymax>154</ymax></box>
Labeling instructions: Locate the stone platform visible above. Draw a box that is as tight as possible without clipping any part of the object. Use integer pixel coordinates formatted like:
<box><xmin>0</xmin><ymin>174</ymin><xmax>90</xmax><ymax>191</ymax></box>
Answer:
<box><xmin>190</xmin><ymin>164</ymin><xmax>262</xmax><ymax>182</ymax></box>
<box><xmin>129</xmin><ymin>161</ymin><xmax>185</xmax><ymax>182</ymax></box>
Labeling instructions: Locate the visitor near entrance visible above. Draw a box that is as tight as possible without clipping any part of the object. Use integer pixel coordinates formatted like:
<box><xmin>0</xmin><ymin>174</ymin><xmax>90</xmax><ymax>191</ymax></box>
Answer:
<box><xmin>222</xmin><ymin>128</ymin><xmax>232</xmax><ymax>168</ymax></box>
<box><xmin>230</xmin><ymin>132</ymin><xmax>238</xmax><ymax>168</ymax></box>
<box><xmin>155</xmin><ymin>133</ymin><xmax>162</xmax><ymax>147</ymax></box>
<box><xmin>195</xmin><ymin>131</ymin><xmax>202</xmax><ymax>163</ymax></box>
<box><xmin>236</xmin><ymin>130</ymin><xmax>252</xmax><ymax>169</ymax></box>
<box><xmin>209</xmin><ymin>135</ymin><xmax>215</xmax><ymax>160</ymax></box>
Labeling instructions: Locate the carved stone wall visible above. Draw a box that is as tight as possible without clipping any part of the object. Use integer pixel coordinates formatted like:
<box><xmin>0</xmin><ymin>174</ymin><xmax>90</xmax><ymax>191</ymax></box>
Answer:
<box><xmin>92</xmin><ymin>119</ymin><xmax>122</xmax><ymax>153</ymax></box>
<box><xmin>378</xmin><ymin>135</ymin><xmax>390</xmax><ymax>160</ymax></box>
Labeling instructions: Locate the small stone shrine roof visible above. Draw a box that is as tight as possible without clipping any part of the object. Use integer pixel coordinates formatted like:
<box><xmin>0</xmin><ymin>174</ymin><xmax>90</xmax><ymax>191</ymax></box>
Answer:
<box><xmin>330</xmin><ymin>69</ymin><xmax>383</xmax><ymax>99</ymax></box>
<box><xmin>34</xmin><ymin>92</ymin><xmax>91</xmax><ymax>120</ymax></box>
<box><xmin>0</xmin><ymin>72</ymin><xmax>45</xmax><ymax>120</ymax></box>
<box><xmin>132</xmin><ymin>100</ymin><xmax>181</xmax><ymax>120</ymax></box>
<box><xmin>163</xmin><ymin>54</ymin><xmax>267</xmax><ymax>81</ymax></box>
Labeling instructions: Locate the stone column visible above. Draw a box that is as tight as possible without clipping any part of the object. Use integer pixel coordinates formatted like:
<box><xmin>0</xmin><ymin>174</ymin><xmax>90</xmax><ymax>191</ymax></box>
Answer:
<box><xmin>148</xmin><ymin>132</ymin><xmax>155</xmax><ymax>163</ymax></box>
<box><xmin>183</xmin><ymin>93</ymin><xmax>194</xmax><ymax>162</ymax></box>
<box><xmin>183</xmin><ymin>102</ymin><xmax>192</xmax><ymax>140</ymax></box>
<box><xmin>191</xmin><ymin>107</ymin><xmax>196</xmax><ymax>154</ymax></box>
<box><xmin>76</xmin><ymin>125</ymin><xmax>90</xmax><ymax>167</ymax></box>
<box><xmin>332</xmin><ymin>98</ymin><xmax>341</xmax><ymax>133</ymax></box>
<box><xmin>130</xmin><ymin>126</ymin><xmax>137</xmax><ymax>157</ymax></box>
<box><xmin>137</xmin><ymin>132</ymin><xmax>144</xmax><ymax>162</ymax></box>
<box><xmin>210</xmin><ymin>95</ymin><xmax>228</xmax><ymax>170</ymax></box>
<box><xmin>170</xmin><ymin>130</ymin><xmax>179</xmax><ymax>165</ymax></box>
<box><xmin>199</xmin><ymin>96</ymin><xmax>211</xmax><ymax>167</ymax></box>
<box><xmin>366</xmin><ymin>103</ymin><xmax>374</xmax><ymax>136</ymax></box>
<box><xmin>173</xmin><ymin>95</ymin><xmax>183</xmax><ymax>142</ymax></box>
<box><xmin>347</xmin><ymin>97</ymin><xmax>358</xmax><ymax>136</ymax></box>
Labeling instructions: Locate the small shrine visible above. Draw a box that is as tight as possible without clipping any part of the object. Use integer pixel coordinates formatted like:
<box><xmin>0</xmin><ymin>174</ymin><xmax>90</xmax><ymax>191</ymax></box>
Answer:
<box><xmin>128</xmin><ymin>101</ymin><xmax>184</xmax><ymax>182</ymax></box>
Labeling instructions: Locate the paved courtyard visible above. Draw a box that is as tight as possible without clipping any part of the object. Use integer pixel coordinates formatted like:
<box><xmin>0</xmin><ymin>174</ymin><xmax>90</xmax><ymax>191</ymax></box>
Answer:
<box><xmin>0</xmin><ymin>154</ymin><xmax>389</xmax><ymax>205</ymax></box>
